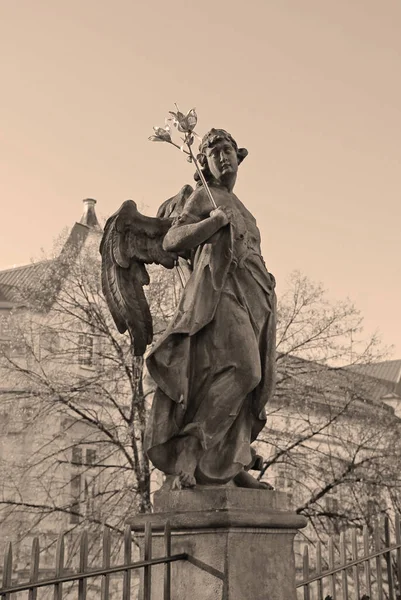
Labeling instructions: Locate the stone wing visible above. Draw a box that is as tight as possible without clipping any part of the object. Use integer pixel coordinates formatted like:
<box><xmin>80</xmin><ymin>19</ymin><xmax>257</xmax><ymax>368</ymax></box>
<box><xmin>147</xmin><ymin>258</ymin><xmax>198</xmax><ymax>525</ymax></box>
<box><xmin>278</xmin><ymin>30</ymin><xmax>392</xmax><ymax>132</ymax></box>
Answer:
<box><xmin>100</xmin><ymin>200</ymin><xmax>176</xmax><ymax>356</ymax></box>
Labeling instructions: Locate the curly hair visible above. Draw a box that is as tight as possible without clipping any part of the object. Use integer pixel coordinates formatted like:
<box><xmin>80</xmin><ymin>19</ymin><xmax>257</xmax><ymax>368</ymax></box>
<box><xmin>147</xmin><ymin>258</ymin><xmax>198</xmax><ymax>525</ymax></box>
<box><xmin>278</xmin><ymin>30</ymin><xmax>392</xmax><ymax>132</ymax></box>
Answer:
<box><xmin>194</xmin><ymin>128</ymin><xmax>248</xmax><ymax>185</ymax></box>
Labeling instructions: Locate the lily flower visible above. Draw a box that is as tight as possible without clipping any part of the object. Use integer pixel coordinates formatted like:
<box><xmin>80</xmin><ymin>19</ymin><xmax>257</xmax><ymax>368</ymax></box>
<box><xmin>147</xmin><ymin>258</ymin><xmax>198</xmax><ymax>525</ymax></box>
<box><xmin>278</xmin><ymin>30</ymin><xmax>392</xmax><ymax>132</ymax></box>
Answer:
<box><xmin>169</xmin><ymin>105</ymin><xmax>198</xmax><ymax>133</ymax></box>
<box><xmin>148</xmin><ymin>125</ymin><xmax>172</xmax><ymax>143</ymax></box>
<box><xmin>149</xmin><ymin>105</ymin><xmax>217</xmax><ymax>209</ymax></box>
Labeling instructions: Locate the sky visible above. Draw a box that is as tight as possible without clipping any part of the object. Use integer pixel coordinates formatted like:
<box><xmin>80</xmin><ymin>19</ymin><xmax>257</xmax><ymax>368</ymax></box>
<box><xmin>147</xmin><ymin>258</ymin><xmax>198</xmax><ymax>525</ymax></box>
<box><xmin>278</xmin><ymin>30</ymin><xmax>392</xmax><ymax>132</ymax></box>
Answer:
<box><xmin>1</xmin><ymin>0</ymin><xmax>400</xmax><ymax>355</ymax></box>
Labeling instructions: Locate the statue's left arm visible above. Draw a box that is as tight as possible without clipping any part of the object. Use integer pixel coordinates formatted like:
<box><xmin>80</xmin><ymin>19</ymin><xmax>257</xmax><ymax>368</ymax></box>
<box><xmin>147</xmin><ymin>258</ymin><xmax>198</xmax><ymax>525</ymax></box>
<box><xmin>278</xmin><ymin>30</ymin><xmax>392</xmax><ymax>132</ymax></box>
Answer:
<box><xmin>163</xmin><ymin>189</ymin><xmax>229</xmax><ymax>253</ymax></box>
<box><xmin>163</xmin><ymin>208</ymin><xmax>228</xmax><ymax>253</ymax></box>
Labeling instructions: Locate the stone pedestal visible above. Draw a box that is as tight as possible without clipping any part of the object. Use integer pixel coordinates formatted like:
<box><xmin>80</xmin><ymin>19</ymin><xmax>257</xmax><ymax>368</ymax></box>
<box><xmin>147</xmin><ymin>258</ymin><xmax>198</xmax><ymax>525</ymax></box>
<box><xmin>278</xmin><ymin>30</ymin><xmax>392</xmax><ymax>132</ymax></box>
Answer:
<box><xmin>128</xmin><ymin>487</ymin><xmax>307</xmax><ymax>600</ymax></box>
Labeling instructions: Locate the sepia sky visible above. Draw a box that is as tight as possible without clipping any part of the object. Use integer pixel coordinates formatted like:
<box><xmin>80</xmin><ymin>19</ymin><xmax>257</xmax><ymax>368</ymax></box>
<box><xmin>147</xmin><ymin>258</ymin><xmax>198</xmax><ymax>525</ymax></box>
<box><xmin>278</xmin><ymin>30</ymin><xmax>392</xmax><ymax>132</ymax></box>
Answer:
<box><xmin>1</xmin><ymin>0</ymin><xmax>400</xmax><ymax>355</ymax></box>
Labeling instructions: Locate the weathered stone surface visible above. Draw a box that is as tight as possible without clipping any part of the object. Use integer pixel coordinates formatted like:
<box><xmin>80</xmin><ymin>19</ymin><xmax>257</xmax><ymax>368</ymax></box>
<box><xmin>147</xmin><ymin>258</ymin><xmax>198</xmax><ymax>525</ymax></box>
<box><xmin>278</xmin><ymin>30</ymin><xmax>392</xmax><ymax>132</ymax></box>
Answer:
<box><xmin>154</xmin><ymin>485</ymin><xmax>290</xmax><ymax>513</ymax></box>
<box><xmin>129</xmin><ymin>486</ymin><xmax>307</xmax><ymax>531</ymax></box>
<box><xmin>129</xmin><ymin>489</ymin><xmax>306</xmax><ymax>600</ymax></box>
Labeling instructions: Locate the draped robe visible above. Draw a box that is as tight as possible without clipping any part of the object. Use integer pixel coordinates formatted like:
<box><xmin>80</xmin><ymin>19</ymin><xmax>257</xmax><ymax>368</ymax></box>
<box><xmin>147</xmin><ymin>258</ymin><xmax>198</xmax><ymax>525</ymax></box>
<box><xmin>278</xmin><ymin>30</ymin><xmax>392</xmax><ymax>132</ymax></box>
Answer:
<box><xmin>145</xmin><ymin>187</ymin><xmax>276</xmax><ymax>484</ymax></box>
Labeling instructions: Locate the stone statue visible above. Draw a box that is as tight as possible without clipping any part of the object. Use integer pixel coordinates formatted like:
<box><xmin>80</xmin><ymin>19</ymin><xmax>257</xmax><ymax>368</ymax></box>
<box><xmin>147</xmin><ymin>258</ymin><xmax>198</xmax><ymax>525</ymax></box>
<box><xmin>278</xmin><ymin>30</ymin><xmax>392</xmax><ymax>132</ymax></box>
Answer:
<box><xmin>100</xmin><ymin>127</ymin><xmax>277</xmax><ymax>490</ymax></box>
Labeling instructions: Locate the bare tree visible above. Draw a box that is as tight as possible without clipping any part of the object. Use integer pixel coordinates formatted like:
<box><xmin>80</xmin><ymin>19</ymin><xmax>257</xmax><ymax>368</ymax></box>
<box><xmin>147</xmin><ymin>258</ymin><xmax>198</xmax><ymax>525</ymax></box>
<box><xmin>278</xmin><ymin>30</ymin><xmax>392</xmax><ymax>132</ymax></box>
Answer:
<box><xmin>257</xmin><ymin>271</ymin><xmax>399</xmax><ymax>542</ymax></box>
<box><xmin>0</xmin><ymin>232</ymin><xmax>179</xmax><ymax>568</ymax></box>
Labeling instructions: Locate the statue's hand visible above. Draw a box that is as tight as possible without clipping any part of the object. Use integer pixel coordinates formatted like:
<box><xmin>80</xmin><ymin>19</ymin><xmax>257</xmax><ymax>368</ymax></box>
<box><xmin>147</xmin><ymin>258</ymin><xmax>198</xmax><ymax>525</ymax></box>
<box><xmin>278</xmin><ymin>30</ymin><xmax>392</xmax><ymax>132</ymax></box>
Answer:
<box><xmin>210</xmin><ymin>207</ymin><xmax>230</xmax><ymax>227</ymax></box>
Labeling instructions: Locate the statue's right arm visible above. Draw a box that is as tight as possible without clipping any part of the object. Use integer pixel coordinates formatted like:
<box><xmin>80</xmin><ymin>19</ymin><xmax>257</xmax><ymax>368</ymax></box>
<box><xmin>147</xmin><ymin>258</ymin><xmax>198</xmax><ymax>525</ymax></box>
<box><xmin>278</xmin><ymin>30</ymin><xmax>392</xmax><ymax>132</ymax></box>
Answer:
<box><xmin>163</xmin><ymin>192</ymin><xmax>228</xmax><ymax>253</ymax></box>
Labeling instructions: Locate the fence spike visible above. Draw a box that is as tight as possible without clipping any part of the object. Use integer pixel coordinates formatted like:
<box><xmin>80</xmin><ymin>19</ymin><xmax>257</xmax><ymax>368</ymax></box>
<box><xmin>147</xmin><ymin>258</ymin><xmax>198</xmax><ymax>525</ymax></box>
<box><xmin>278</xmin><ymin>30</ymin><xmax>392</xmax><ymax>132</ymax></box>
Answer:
<box><xmin>28</xmin><ymin>537</ymin><xmax>40</xmax><ymax>600</ymax></box>
<box><xmin>375</xmin><ymin>519</ymin><xmax>384</xmax><ymax>600</ymax></box>
<box><xmin>163</xmin><ymin>521</ymin><xmax>172</xmax><ymax>600</ymax></box>
<box><xmin>363</xmin><ymin>524</ymin><xmax>372</xmax><ymax>598</ymax></box>
<box><xmin>351</xmin><ymin>528</ymin><xmax>360</xmax><ymax>600</ymax></box>
<box><xmin>122</xmin><ymin>525</ymin><xmax>132</xmax><ymax>600</ymax></box>
<box><xmin>101</xmin><ymin>526</ymin><xmax>111</xmax><ymax>600</ymax></box>
<box><xmin>396</xmin><ymin>514</ymin><xmax>401</xmax><ymax>600</ymax></box>
<box><xmin>328</xmin><ymin>536</ymin><xmax>337</xmax><ymax>600</ymax></box>
<box><xmin>78</xmin><ymin>530</ymin><xmax>88</xmax><ymax>600</ymax></box>
<box><xmin>339</xmin><ymin>531</ymin><xmax>349</xmax><ymax>600</ymax></box>
<box><xmin>384</xmin><ymin>515</ymin><xmax>395</xmax><ymax>600</ymax></box>
<box><xmin>143</xmin><ymin>521</ymin><xmax>152</xmax><ymax>600</ymax></box>
<box><xmin>315</xmin><ymin>541</ymin><xmax>323</xmax><ymax>600</ymax></box>
<box><xmin>302</xmin><ymin>545</ymin><xmax>310</xmax><ymax>600</ymax></box>
<box><xmin>2</xmin><ymin>542</ymin><xmax>13</xmax><ymax>600</ymax></box>
<box><xmin>53</xmin><ymin>533</ymin><xmax>64</xmax><ymax>600</ymax></box>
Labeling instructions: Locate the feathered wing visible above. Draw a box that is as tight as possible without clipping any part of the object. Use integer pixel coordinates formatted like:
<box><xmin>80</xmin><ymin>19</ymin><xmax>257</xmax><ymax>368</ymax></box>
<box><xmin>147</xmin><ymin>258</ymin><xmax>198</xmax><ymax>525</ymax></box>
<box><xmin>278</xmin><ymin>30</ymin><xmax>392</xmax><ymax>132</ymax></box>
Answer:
<box><xmin>100</xmin><ymin>185</ymin><xmax>193</xmax><ymax>356</ymax></box>
<box><xmin>156</xmin><ymin>184</ymin><xmax>194</xmax><ymax>220</ymax></box>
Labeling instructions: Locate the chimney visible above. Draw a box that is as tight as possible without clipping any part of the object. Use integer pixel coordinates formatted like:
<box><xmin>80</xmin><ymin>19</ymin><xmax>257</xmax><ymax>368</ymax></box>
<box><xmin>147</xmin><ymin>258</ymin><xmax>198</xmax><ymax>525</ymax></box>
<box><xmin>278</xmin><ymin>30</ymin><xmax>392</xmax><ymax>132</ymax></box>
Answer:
<box><xmin>79</xmin><ymin>198</ymin><xmax>102</xmax><ymax>231</ymax></box>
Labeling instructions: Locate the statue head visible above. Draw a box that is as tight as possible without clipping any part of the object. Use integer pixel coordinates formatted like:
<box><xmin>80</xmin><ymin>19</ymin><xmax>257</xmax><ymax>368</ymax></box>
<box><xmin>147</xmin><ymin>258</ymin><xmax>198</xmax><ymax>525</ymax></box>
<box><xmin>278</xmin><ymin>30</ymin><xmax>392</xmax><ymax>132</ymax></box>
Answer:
<box><xmin>194</xmin><ymin>128</ymin><xmax>248</xmax><ymax>189</ymax></box>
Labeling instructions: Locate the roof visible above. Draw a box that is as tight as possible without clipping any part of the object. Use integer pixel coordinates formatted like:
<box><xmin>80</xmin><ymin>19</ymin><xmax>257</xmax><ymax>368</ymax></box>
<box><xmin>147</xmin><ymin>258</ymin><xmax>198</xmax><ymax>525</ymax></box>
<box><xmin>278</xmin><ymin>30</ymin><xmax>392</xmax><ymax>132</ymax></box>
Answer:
<box><xmin>350</xmin><ymin>360</ymin><xmax>401</xmax><ymax>385</ymax></box>
<box><xmin>0</xmin><ymin>218</ymin><xmax>101</xmax><ymax>309</ymax></box>
<box><xmin>0</xmin><ymin>261</ymin><xmax>53</xmax><ymax>304</ymax></box>
<box><xmin>276</xmin><ymin>353</ymin><xmax>395</xmax><ymax>414</ymax></box>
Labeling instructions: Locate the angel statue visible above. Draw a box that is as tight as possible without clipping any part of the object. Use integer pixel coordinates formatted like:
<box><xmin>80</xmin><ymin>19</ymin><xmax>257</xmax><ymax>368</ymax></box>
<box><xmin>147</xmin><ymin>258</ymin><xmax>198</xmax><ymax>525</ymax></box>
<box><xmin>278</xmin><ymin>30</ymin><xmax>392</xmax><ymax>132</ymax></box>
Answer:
<box><xmin>100</xmin><ymin>120</ymin><xmax>277</xmax><ymax>491</ymax></box>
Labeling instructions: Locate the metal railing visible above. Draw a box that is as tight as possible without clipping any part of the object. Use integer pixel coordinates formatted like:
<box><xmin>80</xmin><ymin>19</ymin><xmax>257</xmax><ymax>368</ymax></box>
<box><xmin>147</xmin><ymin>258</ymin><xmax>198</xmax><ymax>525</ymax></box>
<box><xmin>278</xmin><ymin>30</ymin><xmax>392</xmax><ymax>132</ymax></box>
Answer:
<box><xmin>5</xmin><ymin>512</ymin><xmax>399</xmax><ymax>600</ymax></box>
<box><xmin>0</xmin><ymin>521</ymin><xmax>187</xmax><ymax>600</ymax></box>
<box><xmin>297</xmin><ymin>514</ymin><xmax>401</xmax><ymax>600</ymax></box>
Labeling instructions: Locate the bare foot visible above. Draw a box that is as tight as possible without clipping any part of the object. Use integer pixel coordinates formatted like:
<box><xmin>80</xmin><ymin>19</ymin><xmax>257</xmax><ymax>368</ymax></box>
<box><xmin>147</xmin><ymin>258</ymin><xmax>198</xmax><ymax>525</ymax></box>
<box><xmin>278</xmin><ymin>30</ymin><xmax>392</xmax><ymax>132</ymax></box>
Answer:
<box><xmin>173</xmin><ymin>436</ymin><xmax>200</xmax><ymax>490</ymax></box>
<box><xmin>172</xmin><ymin>470</ymin><xmax>197</xmax><ymax>490</ymax></box>
<box><xmin>234</xmin><ymin>470</ymin><xmax>274</xmax><ymax>490</ymax></box>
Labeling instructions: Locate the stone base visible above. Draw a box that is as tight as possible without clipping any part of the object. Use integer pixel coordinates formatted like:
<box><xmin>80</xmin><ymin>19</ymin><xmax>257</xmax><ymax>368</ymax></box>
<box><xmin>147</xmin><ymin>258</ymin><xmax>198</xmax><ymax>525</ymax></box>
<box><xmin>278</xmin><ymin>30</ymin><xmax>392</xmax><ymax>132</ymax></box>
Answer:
<box><xmin>128</xmin><ymin>487</ymin><xmax>307</xmax><ymax>600</ymax></box>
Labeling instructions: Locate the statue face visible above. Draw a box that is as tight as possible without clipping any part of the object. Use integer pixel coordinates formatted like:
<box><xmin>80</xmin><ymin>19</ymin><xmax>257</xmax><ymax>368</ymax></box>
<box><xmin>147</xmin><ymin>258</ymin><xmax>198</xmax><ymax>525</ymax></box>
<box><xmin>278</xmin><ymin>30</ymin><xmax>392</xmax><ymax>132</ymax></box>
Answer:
<box><xmin>204</xmin><ymin>139</ymin><xmax>238</xmax><ymax>182</ymax></box>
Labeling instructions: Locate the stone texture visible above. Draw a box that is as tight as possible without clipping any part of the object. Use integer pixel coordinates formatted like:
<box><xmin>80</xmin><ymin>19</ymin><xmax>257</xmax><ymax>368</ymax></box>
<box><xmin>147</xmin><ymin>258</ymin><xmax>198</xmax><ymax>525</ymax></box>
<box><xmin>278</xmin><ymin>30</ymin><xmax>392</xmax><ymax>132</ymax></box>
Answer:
<box><xmin>155</xmin><ymin>485</ymin><xmax>290</xmax><ymax>512</ymax></box>
<box><xmin>128</xmin><ymin>488</ymin><xmax>307</xmax><ymax>600</ymax></box>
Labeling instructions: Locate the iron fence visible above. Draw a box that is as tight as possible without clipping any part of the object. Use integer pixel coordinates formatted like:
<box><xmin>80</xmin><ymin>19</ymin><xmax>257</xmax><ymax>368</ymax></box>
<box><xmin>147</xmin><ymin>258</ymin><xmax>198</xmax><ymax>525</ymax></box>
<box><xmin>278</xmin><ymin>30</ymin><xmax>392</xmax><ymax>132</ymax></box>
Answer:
<box><xmin>0</xmin><ymin>521</ymin><xmax>187</xmax><ymax>600</ymax></box>
<box><xmin>3</xmin><ymin>514</ymin><xmax>400</xmax><ymax>599</ymax></box>
<box><xmin>297</xmin><ymin>514</ymin><xmax>401</xmax><ymax>600</ymax></box>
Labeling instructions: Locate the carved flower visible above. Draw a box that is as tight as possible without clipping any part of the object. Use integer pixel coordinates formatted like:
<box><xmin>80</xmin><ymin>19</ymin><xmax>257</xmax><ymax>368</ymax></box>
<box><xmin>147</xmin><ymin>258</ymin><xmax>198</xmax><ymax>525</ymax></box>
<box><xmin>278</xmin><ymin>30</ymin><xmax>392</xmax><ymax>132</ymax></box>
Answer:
<box><xmin>148</xmin><ymin>125</ymin><xmax>172</xmax><ymax>143</ymax></box>
<box><xmin>169</xmin><ymin>106</ymin><xmax>198</xmax><ymax>133</ymax></box>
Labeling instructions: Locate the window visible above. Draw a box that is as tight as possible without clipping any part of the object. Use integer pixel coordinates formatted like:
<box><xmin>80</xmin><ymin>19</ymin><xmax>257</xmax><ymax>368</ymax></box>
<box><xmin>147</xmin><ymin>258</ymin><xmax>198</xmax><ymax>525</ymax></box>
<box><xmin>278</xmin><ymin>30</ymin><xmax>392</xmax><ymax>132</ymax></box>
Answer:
<box><xmin>70</xmin><ymin>474</ymin><xmax>82</xmax><ymax>524</ymax></box>
<box><xmin>70</xmin><ymin>446</ymin><xmax>97</xmax><ymax>524</ymax></box>
<box><xmin>86</xmin><ymin>449</ymin><xmax>97</xmax><ymax>466</ymax></box>
<box><xmin>72</xmin><ymin>446</ymin><xmax>82</xmax><ymax>466</ymax></box>
<box><xmin>78</xmin><ymin>334</ymin><xmax>94</xmax><ymax>367</ymax></box>
<box><xmin>325</xmin><ymin>496</ymin><xmax>339</xmax><ymax>513</ymax></box>
<box><xmin>366</xmin><ymin>483</ymin><xmax>377</xmax><ymax>496</ymax></box>
<box><xmin>0</xmin><ymin>314</ymin><xmax>25</xmax><ymax>355</ymax></box>
<box><xmin>275</xmin><ymin>469</ymin><xmax>286</xmax><ymax>489</ymax></box>
<box><xmin>0</xmin><ymin>314</ymin><xmax>11</xmax><ymax>340</ymax></box>
<box><xmin>96</xmin><ymin>335</ymin><xmax>104</xmax><ymax>367</ymax></box>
